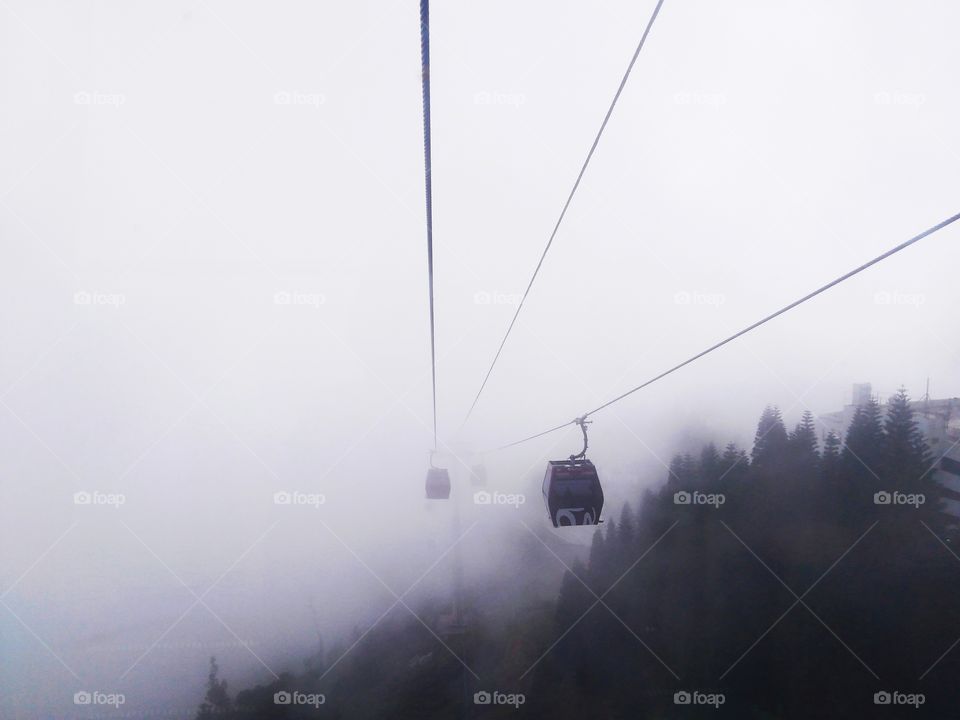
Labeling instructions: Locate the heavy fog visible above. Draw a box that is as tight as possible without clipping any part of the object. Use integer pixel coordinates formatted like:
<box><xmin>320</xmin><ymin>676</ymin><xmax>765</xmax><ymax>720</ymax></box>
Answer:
<box><xmin>1</xmin><ymin>0</ymin><xmax>958</xmax><ymax>717</ymax></box>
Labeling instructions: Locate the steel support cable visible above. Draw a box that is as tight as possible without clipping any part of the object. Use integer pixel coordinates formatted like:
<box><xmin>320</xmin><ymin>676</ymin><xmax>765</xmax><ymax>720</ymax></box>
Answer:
<box><xmin>489</xmin><ymin>210</ymin><xmax>960</xmax><ymax>452</ymax></box>
<box><xmin>420</xmin><ymin>0</ymin><xmax>438</xmax><ymax>450</ymax></box>
<box><xmin>460</xmin><ymin>0</ymin><xmax>668</xmax><ymax>430</ymax></box>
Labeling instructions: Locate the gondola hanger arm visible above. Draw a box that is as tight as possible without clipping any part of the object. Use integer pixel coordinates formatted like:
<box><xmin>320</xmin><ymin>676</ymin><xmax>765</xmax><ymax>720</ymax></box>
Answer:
<box><xmin>569</xmin><ymin>416</ymin><xmax>592</xmax><ymax>461</ymax></box>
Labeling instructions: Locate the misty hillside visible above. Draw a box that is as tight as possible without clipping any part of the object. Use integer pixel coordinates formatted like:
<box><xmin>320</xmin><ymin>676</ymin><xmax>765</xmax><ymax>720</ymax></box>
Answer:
<box><xmin>191</xmin><ymin>390</ymin><xmax>960</xmax><ymax>719</ymax></box>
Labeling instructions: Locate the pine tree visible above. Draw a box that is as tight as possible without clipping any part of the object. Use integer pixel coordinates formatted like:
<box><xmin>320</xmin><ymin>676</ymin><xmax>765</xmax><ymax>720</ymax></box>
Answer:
<box><xmin>554</xmin><ymin>562</ymin><xmax>593</xmax><ymax>650</ymax></box>
<box><xmin>195</xmin><ymin>657</ymin><xmax>230</xmax><ymax>719</ymax></box>
<box><xmin>603</xmin><ymin>517</ymin><xmax>618</xmax><ymax>554</ymax></box>
<box><xmin>717</xmin><ymin>441</ymin><xmax>750</xmax><ymax>527</ymax></box>
<box><xmin>720</xmin><ymin>442</ymin><xmax>749</xmax><ymax>488</ymax></box>
<box><xmin>618</xmin><ymin>503</ymin><xmax>635</xmax><ymax>549</ymax></box>
<box><xmin>813</xmin><ymin>430</ymin><xmax>844</xmax><ymax>524</ymax></box>
<box><xmin>882</xmin><ymin>388</ymin><xmax>931</xmax><ymax>489</ymax></box>
<box><xmin>788</xmin><ymin>411</ymin><xmax>820</xmax><ymax>474</ymax></box>
<box><xmin>881</xmin><ymin>388</ymin><xmax>941</xmax><ymax>524</ymax></box>
<box><xmin>776</xmin><ymin>411</ymin><xmax>821</xmax><ymax>522</ymax></box>
<box><xmin>667</xmin><ymin>453</ymin><xmax>699</xmax><ymax>488</ymax></box>
<box><xmin>587</xmin><ymin>522</ymin><xmax>608</xmax><ymax>593</ymax></box>
<box><xmin>634</xmin><ymin>489</ymin><xmax>665</xmax><ymax>543</ymax></box>
<box><xmin>820</xmin><ymin>432</ymin><xmax>841</xmax><ymax>484</ymax></box>
<box><xmin>588</xmin><ymin>523</ymin><xmax>606</xmax><ymax>571</ymax></box>
<box><xmin>303</xmin><ymin>633</ymin><xmax>327</xmax><ymax>678</ymax></box>
<box><xmin>700</xmin><ymin>443</ymin><xmax>721</xmax><ymax>486</ymax></box>
<box><xmin>667</xmin><ymin>454</ymin><xmax>684</xmax><ymax>487</ymax></box>
<box><xmin>751</xmin><ymin>406</ymin><xmax>789</xmax><ymax>471</ymax></box>
<box><xmin>840</xmin><ymin>399</ymin><xmax>884</xmax><ymax>524</ymax></box>
<box><xmin>843</xmin><ymin>399</ymin><xmax>884</xmax><ymax>479</ymax></box>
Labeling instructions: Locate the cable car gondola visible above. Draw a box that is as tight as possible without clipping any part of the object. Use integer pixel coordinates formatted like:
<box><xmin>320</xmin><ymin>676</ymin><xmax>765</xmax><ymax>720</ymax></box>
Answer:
<box><xmin>425</xmin><ymin>454</ymin><xmax>450</xmax><ymax>499</ymax></box>
<box><xmin>542</xmin><ymin>418</ymin><xmax>603</xmax><ymax>527</ymax></box>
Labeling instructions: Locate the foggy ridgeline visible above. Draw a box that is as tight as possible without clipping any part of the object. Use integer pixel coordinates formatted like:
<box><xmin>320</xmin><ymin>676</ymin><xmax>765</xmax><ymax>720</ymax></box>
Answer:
<box><xmin>195</xmin><ymin>389</ymin><xmax>960</xmax><ymax>719</ymax></box>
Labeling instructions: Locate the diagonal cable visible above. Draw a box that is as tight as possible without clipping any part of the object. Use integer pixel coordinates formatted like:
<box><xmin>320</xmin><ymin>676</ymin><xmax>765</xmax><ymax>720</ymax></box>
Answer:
<box><xmin>462</xmin><ymin>0</ymin><xmax>668</xmax><ymax>429</ymax></box>
<box><xmin>489</xmin><ymin>210</ymin><xmax>960</xmax><ymax>452</ymax></box>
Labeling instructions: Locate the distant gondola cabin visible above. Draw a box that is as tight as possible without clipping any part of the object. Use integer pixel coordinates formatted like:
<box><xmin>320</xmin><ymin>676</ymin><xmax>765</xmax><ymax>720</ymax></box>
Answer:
<box><xmin>425</xmin><ymin>467</ymin><xmax>451</xmax><ymax>499</ymax></box>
